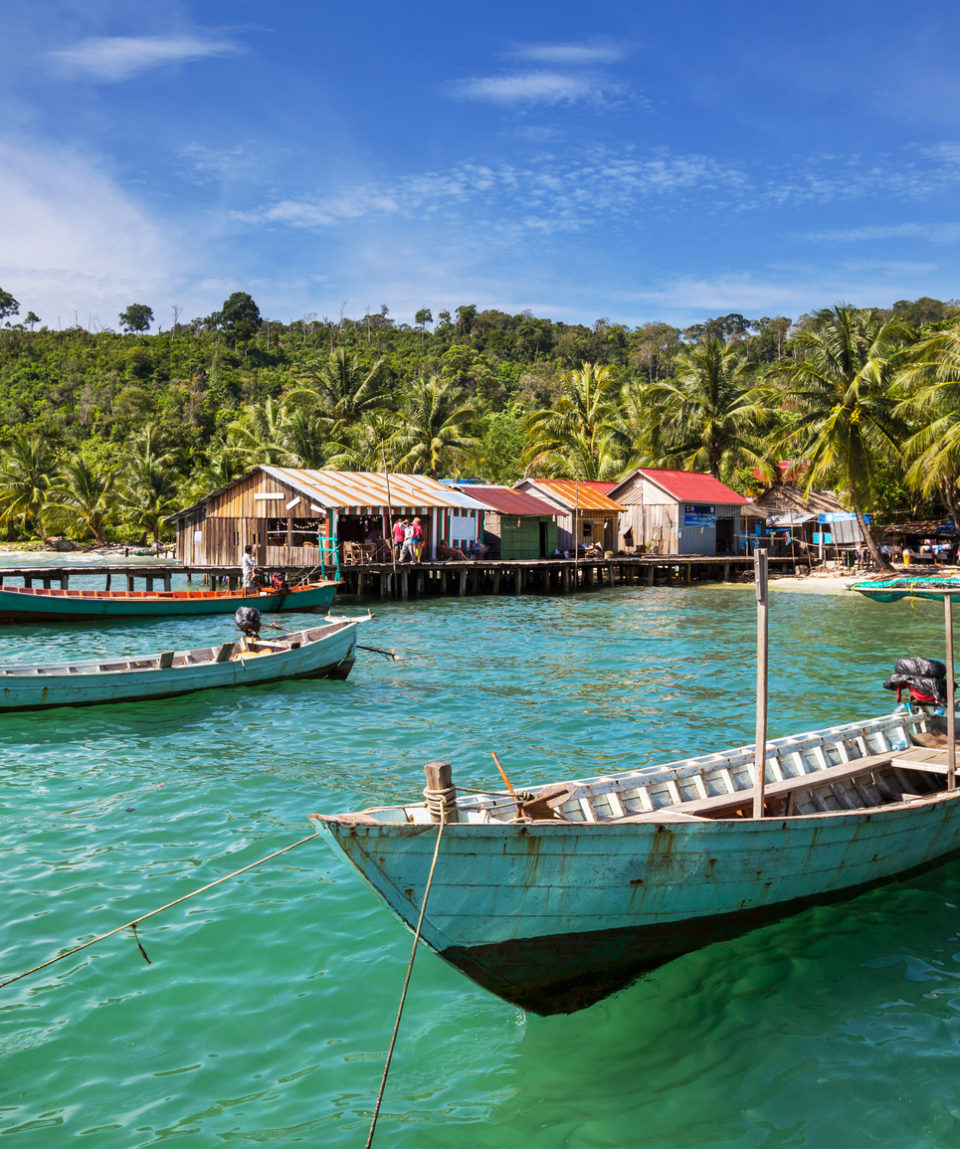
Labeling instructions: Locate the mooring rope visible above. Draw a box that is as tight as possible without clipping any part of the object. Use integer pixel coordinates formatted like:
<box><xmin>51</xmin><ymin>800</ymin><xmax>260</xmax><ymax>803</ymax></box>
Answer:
<box><xmin>0</xmin><ymin>827</ymin><xmax>321</xmax><ymax>991</ymax></box>
<box><xmin>365</xmin><ymin>806</ymin><xmax>447</xmax><ymax>1149</ymax></box>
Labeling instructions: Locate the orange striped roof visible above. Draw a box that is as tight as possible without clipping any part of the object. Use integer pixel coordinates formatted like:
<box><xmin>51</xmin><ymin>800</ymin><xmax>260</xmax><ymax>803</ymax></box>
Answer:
<box><xmin>523</xmin><ymin>479</ymin><xmax>625</xmax><ymax>512</ymax></box>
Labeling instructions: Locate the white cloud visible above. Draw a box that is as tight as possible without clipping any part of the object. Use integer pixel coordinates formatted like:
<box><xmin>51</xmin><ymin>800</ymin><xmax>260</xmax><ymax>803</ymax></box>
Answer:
<box><xmin>805</xmin><ymin>221</ymin><xmax>960</xmax><ymax>243</ymax></box>
<box><xmin>236</xmin><ymin>152</ymin><xmax>747</xmax><ymax>234</ymax></box>
<box><xmin>626</xmin><ymin>263</ymin><xmax>949</xmax><ymax>325</ymax></box>
<box><xmin>449</xmin><ymin>36</ymin><xmax>633</xmax><ymax>107</ymax></box>
<box><xmin>511</xmin><ymin>41</ymin><xmax>626</xmax><ymax>65</ymax></box>
<box><xmin>179</xmin><ymin>142</ymin><xmax>262</xmax><ymax>186</ymax></box>
<box><xmin>450</xmin><ymin>70</ymin><xmax>621</xmax><ymax>106</ymax></box>
<box><xmin>47</xmin><ymin>34</ymin><xmax>240</xmax><ymax>83</ymax></box>
<box><xmin>0</xmin><ymin>138</ymin><xmax>184</xmax><ymax>328</ymax></box>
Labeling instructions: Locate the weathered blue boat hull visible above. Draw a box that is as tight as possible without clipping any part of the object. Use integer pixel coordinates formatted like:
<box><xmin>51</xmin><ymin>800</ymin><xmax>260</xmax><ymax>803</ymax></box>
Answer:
<box><xmin>323</xmin><ymin>792</ymin><xmax>960</xmax><ymax>1014</ymax></box>
<box><xmin>0</xmin><ymin>620</ymin><xmax>359</xmax><ymax>711</ymax></box>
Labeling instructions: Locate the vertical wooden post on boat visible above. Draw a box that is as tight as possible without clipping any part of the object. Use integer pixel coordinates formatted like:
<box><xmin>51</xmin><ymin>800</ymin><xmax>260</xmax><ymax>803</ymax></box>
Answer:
<box><xmin>423</xmin><ymin>761</ymin><xmax>459</xmax><ymax>823</ymax></box>
<box><xmin>946</xmin><ymin>593</ymin><xmax>956</xmax><ymax>790</ymax></box>
<box><xmin>753</xmin><ymin>548</ymin><xmax>769</xmax><ymax>819</ymax></box>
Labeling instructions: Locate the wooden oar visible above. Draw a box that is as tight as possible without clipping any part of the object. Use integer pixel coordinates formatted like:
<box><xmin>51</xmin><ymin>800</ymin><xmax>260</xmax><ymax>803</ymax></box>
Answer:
<box><xmin>357</xmin><ymin>644</ymin><xmax>398</xmax><ymax>661</ymax></box>
<box><xmin>490</xmin><ymin>751</ymin><xmax>518</xmax><ymax>798</ymax></box>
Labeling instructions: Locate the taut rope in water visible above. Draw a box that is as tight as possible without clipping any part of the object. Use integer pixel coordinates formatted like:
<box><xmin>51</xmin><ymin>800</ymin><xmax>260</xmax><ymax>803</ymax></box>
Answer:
<box><xmin>365</xmin><ymin>806</ymin><xmax>447</xmax><ymax>1149</ymax></box>
<box><xmin>0</xmin><ymin>827</ymin><xmax>321</xmax><ymax>990</ymax></box>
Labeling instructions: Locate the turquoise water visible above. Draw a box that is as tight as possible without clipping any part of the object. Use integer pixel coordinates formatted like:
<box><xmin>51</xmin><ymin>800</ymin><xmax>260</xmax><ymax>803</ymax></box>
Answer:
<box><xmin>2</xmin><ymin>577</ymin><xmax>960</xmax><ymax>1147</ymax></box>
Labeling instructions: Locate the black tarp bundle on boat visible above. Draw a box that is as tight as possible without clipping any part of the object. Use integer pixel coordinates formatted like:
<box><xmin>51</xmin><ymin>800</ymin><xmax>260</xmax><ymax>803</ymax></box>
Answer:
<box><xmin>884</xmin><ymin>656</ymin><xmax>949</xmax><ymax>704</ymax></box>
<box><xmin>235</xmin><ymin>606</ymin><xmax>262</xmax><ymax>636</ymax></box>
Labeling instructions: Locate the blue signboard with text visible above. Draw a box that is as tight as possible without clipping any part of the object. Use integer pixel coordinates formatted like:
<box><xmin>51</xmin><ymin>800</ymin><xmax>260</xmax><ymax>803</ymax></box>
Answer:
<box><xmin>683</xmin><ymin>504</ymin><xmax>716</xmax><ymax>527</ymax></box>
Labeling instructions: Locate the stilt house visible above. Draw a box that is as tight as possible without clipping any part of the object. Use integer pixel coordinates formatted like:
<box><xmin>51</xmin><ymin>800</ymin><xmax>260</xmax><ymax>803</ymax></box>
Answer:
<box><xmin>608</xmin><ymin>469</ymin><xmax>748</xmax><ymax>555</ymax></box>
<box><xmin>514</xmin><ymin>479</ymin><xmax>625</xmax><ymax>554</ymax></box>
<box><xmin>168</xmin><ymin>467</ymin><xmax>491</xmax><ymax>567</ymax></box>
<box><xmin>459</xmin><ymin>486</ymin><xmax>559</xmax><ymax>559</ymax></box>
<box><xmin>753</xmin><ymin>484</ymin><xmax>865</xmax><ymax>555</ymax></box>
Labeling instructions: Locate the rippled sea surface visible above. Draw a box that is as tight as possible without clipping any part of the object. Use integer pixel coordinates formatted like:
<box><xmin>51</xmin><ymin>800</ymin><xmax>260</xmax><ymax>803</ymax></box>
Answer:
<box><xmin>3</xmin><ymin>569</ymin><xmax>960</xmax><ymax>1147</ymax></box>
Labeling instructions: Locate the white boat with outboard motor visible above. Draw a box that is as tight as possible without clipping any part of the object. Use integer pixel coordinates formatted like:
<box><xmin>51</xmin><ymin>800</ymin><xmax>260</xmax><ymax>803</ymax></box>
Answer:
<box><xmin>0</xmin><ymin>611</ymin><xmax>368</xmax><ymax>712</ymax></box>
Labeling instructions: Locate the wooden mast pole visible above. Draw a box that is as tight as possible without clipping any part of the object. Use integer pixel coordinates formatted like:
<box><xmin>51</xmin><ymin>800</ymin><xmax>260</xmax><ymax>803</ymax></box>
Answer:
<box><xmin>946</xmin><ymin>593</ymin><xmax>956</xmax><ymax>790</ymax></box>
<box><xmin>753</xmin><ymin>548</ymin><xmax>769</xmax><ymax>819</ymax></box>
<box><xmin>381</xmin><ymin>437</ymin><xmax>398</xmax><ymax>582</ymax></box>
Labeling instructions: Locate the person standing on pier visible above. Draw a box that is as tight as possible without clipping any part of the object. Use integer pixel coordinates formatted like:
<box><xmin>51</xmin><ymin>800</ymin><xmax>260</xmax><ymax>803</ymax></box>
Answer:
<box><xmin>412</xmin><ymin>517</ymin><xmax>424</xmax><ymax>562</ymax></box>
<box><xmin>399</xmin><ymin>521</ymin><xmax>417</xmax><ymax>563</ymax></box>
<box><xmin>393</xmin><ymin>518</ymin><xmax>406</xmax><ymax>559</ymax></box>
<box><xmin>241</xmin><ymin>545</ymin><xmax>257</xmax><ymax>595</ymax></box>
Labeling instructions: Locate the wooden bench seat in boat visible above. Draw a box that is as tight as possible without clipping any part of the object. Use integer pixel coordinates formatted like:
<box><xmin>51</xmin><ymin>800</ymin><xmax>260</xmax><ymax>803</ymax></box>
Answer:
<box><xmin>605</xmin><ymin>748</ymin><xmax>950</xmax><ymax>821</ymax></box>
<box><xmin>890</xmin><ymin>747</ymin><xmax>949</xmax><ymax>773</ymax></box>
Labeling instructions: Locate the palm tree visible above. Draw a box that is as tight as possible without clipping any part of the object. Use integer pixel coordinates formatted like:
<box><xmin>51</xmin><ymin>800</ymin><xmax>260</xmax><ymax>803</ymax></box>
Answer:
<box><xmin>392</xmin><ymin>376</ymin><xmax>480</xmax><ymax>479</ymax></box>
<box><xmin>225</xmin><ymin>397</ymin><xmax>293</xmax><ymax>468</ymax></box>
<box><xmin>325</xmin><ymin>412</ymin><xmax>400</xmax><ymax>472</ymax></box>
<box><xmin>184</xmin><ymin>444</ymin><xmax>242</xmax><ymax>504</ymax></box>
<box><xmin>290</xmin><ymin>349</ymin><xmax>389</xmax><ymax>441</ymax></box>
<box><xmin>522</xmin><ymin>362</ymin><xmax>626</xmax><ymax>479</ymax></box>
<box><xmin>44</xmin><ymin>456</ymin><xmax>114</xmax><ymax>544</ymax></box>
<box><xmin>763</xmin><ymin>307</ymin><xmax>912</xmax><ymax>569</ymax></box>
<box><xmin>227</xmin><ymin>398</ymin><xmax>337</xmax><ymax>470</ymax></box>
<box><xmin>117</xmin><ymin>424</ymin><xmax>182</xmax><ymax>545</ymax></box>
<box><xmin>892</xmin><ymin>321</ymin><xmax>960</xmax><ymax>529</ymax></box>
<box><xmin>0</xmin><ymin>431</ymin><xmax>55</xmax><ymax>540</ymax></box>
<box><xmin>647</xmin><ymin>337</ymin><xmax>768</xmax><ymax>479</ymax></box>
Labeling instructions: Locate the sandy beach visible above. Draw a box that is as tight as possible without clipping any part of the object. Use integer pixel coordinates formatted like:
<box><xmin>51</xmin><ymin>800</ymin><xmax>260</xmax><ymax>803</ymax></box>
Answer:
<box><xmin>768</xmin><ymin>573</ymin><xmax>865</xmax><ymax>595</ymax></box>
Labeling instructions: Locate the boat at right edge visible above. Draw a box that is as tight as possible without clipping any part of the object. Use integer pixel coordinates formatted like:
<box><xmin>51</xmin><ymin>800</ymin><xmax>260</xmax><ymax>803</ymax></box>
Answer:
<box><xmin>318</xmin><ymin>706</ymin><xmax>960</xmax><ymax>1015</ymax></box>
<box><xmin>317</xmin><ymin>572</ymin><xmax>960</xmax><ymax>1016</ymax></box>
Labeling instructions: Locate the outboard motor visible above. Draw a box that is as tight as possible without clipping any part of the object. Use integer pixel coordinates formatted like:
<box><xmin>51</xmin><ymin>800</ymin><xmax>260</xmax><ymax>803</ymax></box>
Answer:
<box><xmin>235</xmin><ymin>606</ymin><xmax>262</xmax><ymax>637</ymax></box>
<box><xmin>884</xmin><ymin>656</ymin><xmax>949</xmax><ymax>708</ymax></box>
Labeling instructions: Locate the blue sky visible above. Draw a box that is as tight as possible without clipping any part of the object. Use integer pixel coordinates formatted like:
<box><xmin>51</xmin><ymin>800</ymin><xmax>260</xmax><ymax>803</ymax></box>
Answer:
<box><xmin>4</xmin><ymin>0</ymin><xmax>960</xmax><ymax>333</ymax></box>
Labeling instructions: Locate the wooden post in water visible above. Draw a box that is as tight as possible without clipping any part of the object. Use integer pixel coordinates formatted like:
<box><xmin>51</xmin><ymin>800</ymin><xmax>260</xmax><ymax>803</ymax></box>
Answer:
<box><xmin>753</xmin><ymin>548</ymin><xmax>769</xmax><ymax>819</ymax></box>
<box><xmin>947</xmin><ymin>594</ymin><xmax>956</xmax><ymax>790</ymax></box>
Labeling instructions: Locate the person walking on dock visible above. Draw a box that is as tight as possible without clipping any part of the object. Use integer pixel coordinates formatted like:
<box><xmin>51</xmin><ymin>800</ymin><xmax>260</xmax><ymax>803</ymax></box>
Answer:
<box><xmin>393</xmin><ymin>518</ymin><xmax>406</xmax><ymax>559</ymax></box>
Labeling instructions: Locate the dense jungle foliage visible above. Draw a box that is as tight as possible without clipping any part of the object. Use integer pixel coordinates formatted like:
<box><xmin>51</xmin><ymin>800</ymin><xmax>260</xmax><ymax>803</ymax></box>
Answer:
<box><xmin>0</xmin><ymin>289</ymin><xmax>958</xmax><ymax>555</ymax></box>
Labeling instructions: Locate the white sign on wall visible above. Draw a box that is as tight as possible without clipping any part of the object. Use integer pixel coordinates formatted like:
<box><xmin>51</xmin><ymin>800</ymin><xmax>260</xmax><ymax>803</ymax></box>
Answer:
<box><xmin>450</xmin><ymin>513</ymin><xmax>478</xmax><ymax>544</ymax></box>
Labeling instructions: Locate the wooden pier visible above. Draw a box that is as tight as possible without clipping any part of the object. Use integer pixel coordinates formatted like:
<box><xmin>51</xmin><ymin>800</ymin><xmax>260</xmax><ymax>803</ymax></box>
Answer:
<box><xmin>0</xmin><ymin>555</ymin><xmax>798</xmax><ymax>599</ymax></box>
<box><xmin>334</xmin><ymin>555</ymin><xmax>798</xmax><ymax>599</ymax></box>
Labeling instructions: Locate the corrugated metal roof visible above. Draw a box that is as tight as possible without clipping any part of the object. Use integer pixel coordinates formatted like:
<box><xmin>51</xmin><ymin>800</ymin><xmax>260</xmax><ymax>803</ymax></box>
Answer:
<box><xmin>628</xmin><ymin>469</ymin><xmax>747</xmax><ymax>506</ymax></box>
<box><xmin>523</xmin><ymin>479</ymin><xmax>626</xmax><ymax>512</ymax></box>
<box><xmin>461</xmin><ymin>485</ymin><xmax>558</xmax><ymax>517</ymax></box>
<box><xmin>263</xmin><ymin>467</ymin><xmax>493</xmax><ymax>511</ymax></box>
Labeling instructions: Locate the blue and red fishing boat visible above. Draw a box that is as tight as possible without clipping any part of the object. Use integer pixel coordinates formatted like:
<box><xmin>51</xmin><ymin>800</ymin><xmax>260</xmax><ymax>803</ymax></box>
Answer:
<box><xmin>0</xmin><ymin>579</ymin><xmax>339</xmax><ymax>623</ymax></box>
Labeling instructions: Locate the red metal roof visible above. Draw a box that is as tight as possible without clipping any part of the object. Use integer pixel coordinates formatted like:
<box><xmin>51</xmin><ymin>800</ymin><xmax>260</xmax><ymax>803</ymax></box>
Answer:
<box><xmin>632</xmin><ymin>469</ymin><xmax>747</xmax><ymax>505</ymax></box>
<box><xmin>463</xmin><ymin>486</ymin><xmax>557</xmax><ymax>517</ymax></box>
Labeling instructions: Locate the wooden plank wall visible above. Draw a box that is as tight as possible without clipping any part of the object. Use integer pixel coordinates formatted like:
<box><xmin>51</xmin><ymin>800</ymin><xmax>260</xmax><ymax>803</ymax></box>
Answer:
<box><xmin>207</xmin><ymin>471</ymin><xmax>297</xmax><ymax>519</ymax></box>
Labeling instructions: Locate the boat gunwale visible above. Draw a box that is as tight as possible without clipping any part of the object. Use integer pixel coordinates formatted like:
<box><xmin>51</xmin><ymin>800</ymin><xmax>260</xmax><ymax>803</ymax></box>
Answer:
<box><xmin>320</xmin><ymin>782</ymin><xmax>960</xmax><ymax>832</ymax></box>
<box><xmin>0</xmin><ymin>617</ymin><xmax>362</xmax><ymax>679</ymax></box>
<box><xmin>0</xmin><ymin>581</ymin><xmax>339</xmax><ymax>603</ymax></box>
<box><xmin>318</xmin><ymin>709</ymin><xmax>937</xmax><ymax>828</ymax></box>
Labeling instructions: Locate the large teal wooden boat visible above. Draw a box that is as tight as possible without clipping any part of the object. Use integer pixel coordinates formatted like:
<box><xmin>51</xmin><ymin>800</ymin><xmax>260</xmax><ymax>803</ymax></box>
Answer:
<box><xmin>0</xmin><ymin>616</ymin><xmax>362</xmax><ymax>711</ymax></box>
<box><xmin>848</xmin><ymin>574</ymin><xmax>960</xmax><ymax>602</ymax></box>
<box><xmin>319</xmin><ymin>707</ymin><xmax>960</xmax><ymax>1014</ymax></box>
<box><xmin>0</xmin><ymin>580</ymin><xmax>339</xmax><ymax>623</ymax></box>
